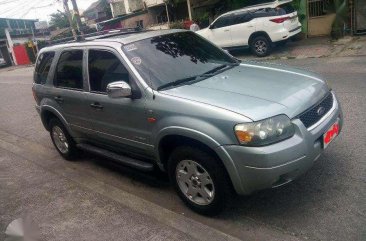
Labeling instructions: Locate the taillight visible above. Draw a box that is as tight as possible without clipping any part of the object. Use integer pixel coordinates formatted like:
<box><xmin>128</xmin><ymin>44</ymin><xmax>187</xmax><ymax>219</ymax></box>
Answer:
<box><xmin>270</xmin><ymin>17</ymin><xmax>290</xmax><ymax>23</ymax></box>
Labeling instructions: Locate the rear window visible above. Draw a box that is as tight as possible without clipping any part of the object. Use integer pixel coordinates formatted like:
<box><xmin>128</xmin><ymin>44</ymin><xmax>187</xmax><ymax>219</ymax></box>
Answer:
<box><xmin>252</xmin><ymin>4</ymin><xmax>295</xmax><ymax>18</ymax></box>
<box><xmin>34</xmin><ymin>52</ymin><xmax>55</xmax><ymax>84</ymax></box>
<box><xmin>277</xmin><ymin>3</ymin><xmax>295</xmax><ymax>14</ymax></box>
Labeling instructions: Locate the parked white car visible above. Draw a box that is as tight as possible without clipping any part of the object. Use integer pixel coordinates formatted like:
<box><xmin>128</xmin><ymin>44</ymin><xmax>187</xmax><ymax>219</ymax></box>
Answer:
<box><xmin>0</xmin><ymin>58</ymin><xmax>6</xmax><ymax>66</ymax></box>
<box><xmin>196</xmin><ymin>0</ymin><xmax>302</xmax><ymax>57</ymax></box>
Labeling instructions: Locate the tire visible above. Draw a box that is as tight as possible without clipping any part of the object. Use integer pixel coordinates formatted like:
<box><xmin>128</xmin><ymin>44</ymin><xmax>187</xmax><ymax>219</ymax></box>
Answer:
<box><xmin>250</xmin><ymin>35</ymin><xmax>271</xmax><ymax>57</ymax></box>
<box><xmin>49</xmin><ymin>118</ymin><xmax>78</xmax><ymax>160</ymax></box>
<box><xmin>168</xmin><ymin>146</ymin><xmax>231</xmax><ymax>216</ymax></box>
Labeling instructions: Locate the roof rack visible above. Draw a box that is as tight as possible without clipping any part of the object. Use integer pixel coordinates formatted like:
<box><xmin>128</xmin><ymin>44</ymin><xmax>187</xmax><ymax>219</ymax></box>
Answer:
<box><xmin>49</xmin><ymin>27</ymin><xmax>144</xmax><ymax>46</ymax></box>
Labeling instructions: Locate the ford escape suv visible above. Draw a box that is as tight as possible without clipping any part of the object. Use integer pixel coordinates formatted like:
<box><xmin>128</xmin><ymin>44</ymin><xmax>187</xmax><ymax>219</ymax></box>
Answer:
<box><xmin>196</xmin><ymin>0</ymin><xmax>301</xmax><ymax>57</ymax></box>
<box><xmin>33</xmin><ymin>29</ymin><xmax>342</xmax><ymax>215</ymax></box>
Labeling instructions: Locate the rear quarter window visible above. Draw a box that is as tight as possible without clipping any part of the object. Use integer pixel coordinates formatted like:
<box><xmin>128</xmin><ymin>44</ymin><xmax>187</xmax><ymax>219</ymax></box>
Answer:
<box><xmin>34</xmin><ymin>52</ymin><xmax>55</xmax><ymax>84</ymax></box>
<box><xmin>278</xmin><ymin>3</ymin><xmax>295</xmax><ymax>14</ymax></box>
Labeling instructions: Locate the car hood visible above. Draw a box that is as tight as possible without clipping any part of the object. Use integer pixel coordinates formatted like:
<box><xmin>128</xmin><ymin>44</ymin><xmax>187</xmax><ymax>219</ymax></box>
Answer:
<box><xmin>161</xmin><ymin>62</ymin><xmax>330</xmax><ymax>121</ymax></box>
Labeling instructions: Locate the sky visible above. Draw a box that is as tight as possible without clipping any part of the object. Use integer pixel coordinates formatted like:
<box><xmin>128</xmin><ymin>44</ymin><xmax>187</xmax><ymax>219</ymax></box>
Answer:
<box><xmin>0</xmin><ymin>0</ymin><xmax>95</xmax><ymax>21</ymax></box>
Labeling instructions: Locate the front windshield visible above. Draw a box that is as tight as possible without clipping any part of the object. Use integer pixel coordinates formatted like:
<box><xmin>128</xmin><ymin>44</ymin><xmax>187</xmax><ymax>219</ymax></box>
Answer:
<box><xmin>122</xmin><ymin>31</ymin><xmax>237</xmax><ymax>90</ymax></box>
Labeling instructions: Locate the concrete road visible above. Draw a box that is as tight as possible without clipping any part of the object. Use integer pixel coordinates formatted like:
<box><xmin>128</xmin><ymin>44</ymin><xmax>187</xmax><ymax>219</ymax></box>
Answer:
<box><xmin>0</xmin><ymin>56</ymin><xmax>365</xmax><ymax>241</ymax></box>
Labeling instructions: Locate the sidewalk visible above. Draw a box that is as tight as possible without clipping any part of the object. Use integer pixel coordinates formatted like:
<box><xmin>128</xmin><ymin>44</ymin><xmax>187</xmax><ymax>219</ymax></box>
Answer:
<box><xmin>0</xmin><ymin>64</ymin><xmax>34</xmax><ymax>74</ymax></box>
<box><xmin>233</xmin><ymin>35</ymin><xmax>366</xmax><ymax>60</ymax></box>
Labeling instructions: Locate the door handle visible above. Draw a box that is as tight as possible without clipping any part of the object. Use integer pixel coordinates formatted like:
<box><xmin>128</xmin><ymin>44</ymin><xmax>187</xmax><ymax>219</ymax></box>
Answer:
<box><xmin>90</xmin><ymin>102</ymin><xmax>104</xmax><ymax>110</ymax></box>
<box><xmin>54</xmin><ymin>96</ymin><xmax>64</xmax><ymax>103</ymax></box>
<box><xmin>224</xmin><ymin>29</ymin><xmax>230</xmax><ymax>32</ymax></box>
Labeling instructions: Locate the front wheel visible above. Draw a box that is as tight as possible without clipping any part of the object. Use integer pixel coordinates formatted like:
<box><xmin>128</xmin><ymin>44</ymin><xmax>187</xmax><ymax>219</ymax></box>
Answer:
<box><xmin>250</xmin><ymin>36</ymin><xmax>271</xmax><ymax>57</ymax></box>
<box><xmin>168</xmin><ymin>146</ymin><xmax>231</xmax><ymax>216</ymax></box>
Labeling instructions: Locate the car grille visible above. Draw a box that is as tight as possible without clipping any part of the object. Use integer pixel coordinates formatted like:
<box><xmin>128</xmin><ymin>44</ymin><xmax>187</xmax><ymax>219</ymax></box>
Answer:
<box><xmin>298</xmin><ymin>93</ymin><xmax>334</xmax><ymax>128</ymax></box>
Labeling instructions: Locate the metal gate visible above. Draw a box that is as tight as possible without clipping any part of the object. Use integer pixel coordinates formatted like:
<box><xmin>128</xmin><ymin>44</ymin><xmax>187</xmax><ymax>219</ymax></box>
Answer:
<box><xmin>355</xmin><ymin>0</ymin><xmax>366</xmax><ymax>33</ymax></box>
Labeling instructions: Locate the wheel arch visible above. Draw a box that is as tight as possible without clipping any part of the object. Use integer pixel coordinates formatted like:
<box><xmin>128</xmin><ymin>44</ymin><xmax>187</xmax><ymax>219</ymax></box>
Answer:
<box><xmin>40</xmin><ymin>105</ymin><xmax>71</xmax><ymax>133</ymax></box>
<box><xmin>248</xmin><ymin>31</ymin><xmax>272</xmax><ymax>46</ymax></box>
<box><xmin>156</xmin><ymin>128</ymin><xmax>244</xmax><ymax>194</ymax></box>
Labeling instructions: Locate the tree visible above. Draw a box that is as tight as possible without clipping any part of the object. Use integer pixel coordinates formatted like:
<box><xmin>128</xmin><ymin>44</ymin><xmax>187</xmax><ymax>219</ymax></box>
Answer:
<box><xmin>49</xmin><ymin>12</ymin><xmax>71</xmax><ymax>29</ymax></box>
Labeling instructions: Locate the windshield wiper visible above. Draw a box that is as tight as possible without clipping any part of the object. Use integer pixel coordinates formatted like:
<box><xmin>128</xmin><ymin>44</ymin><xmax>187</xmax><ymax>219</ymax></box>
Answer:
<box><xmin>157</xmin><ymin>76</ymin><xmax>198</xmax><ymax>91</ymax></box>
<box><xmin>157</xmin><ymin>62</ymin><xmax>240</xmax><ymax>91</ymax></box>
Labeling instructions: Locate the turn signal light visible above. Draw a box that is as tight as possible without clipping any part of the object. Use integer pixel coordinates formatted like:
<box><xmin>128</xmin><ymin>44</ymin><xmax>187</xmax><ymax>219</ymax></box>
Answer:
<box><xmin>235</xmin><ymin>130</ymin><xmax>253</xmax><ymax>143</ymax></box>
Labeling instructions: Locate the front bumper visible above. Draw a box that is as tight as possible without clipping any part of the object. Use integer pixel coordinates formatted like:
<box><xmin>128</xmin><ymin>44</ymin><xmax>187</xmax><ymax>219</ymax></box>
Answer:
<box><xmin>217</xmin><ymin>92</ymin><xmax>343</xmax><ymax>195</ymax></box>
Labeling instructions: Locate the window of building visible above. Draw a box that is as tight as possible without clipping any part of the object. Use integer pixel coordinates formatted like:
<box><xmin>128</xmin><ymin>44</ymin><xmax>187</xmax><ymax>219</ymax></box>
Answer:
<box><xmin>88</xmin><ymin>50</ymin><xmax>129</xmax><ymax>93</ymax></box>
<box><xmin>34</xmin><ymin>51</ymin><xmax>55</xmax><ymax>84</ymax></box>
<box><xmin>55</xmin><ymin>50</ymin><xmax>84</xmax><ymax>90</ymax></box>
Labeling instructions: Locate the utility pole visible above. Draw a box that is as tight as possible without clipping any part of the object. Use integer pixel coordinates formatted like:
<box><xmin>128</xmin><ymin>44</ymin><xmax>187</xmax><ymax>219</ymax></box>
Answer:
<box><xmin>187</xmin><ymin>0</ymin><xmax>192</xmax><ymax>21</ymax></box>
<box><xmin>70</xmin><ymin>0</ymin><xmax>84</xmax><ymax>39</ymax></box>
<box><xmin>164</xmin><ymin>2</ymin><xmax>170</xmax><ymax>26</ymax></box>
<box><xmin>62</xmin><ymin>0</ymin><xmax>77</xmax><ymax>40</ymax></box>
<box><xmin>4</xmin><ymin>28</ymin><xmax>17</xmax><ymax>65</ymax></box>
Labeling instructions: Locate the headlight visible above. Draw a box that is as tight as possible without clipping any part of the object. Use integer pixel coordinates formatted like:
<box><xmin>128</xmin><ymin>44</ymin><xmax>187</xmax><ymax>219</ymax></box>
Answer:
<box><xmin>234</xmin><ymin>115</ymin><xmax>295</xmax><ymax>146</ymax></box>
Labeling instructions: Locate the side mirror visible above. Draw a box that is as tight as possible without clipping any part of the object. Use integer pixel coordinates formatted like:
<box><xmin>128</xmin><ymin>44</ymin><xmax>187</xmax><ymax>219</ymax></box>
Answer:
<box><xmin>209</xmin><ymin>24</ymin><xmax>214</xmax><ymax>29</ymax></box>
<box><xmin>106</xmin><ymin>81</ymin><xmax>132</xmax><ymax>98</ymax></box>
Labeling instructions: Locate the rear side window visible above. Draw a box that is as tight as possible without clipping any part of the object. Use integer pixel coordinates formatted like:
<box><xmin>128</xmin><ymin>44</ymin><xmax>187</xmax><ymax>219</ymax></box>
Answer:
<box><xmin>252</xmin><ymin>4</ymin><xmax>295</xmax><ymax>18</ymax></box>
<box><xmin>88</xmin><ymin>50</ymin><xmax>129</xmax><ymax>93</ymax></box>
<box><xmin>212</xmin><ymin>15</ymin><xmax>234</xmax><ymax>28</ymax></box>
<box><xmin>55</xmin><ymin>50</ymin><xmax>83</xmax><ymax>90</ymax></box>
<box><xmin>232</xmin><ymin>12</ymin><xmax>253</xmax><ymax>25</ymax></box>
<box><xmin>277</xmin><ymin>3</ymin><xmax>295</xmax><ymax>14</ymax></box>
<box><xmin>34</xmin><ymin>52</ymin><xmax>55</xmax><ymax>84</ymax></box>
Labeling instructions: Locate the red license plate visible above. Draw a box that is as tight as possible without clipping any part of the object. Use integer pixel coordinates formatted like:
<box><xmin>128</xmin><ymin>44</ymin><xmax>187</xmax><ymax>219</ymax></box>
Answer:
<box><xmin>323</xmin><ymin>121</ymin><xmax>339</xmax><ymax>149</ymax></box>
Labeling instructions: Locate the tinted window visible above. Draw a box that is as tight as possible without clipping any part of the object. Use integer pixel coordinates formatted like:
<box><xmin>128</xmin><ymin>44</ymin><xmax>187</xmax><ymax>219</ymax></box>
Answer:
<box><xmin>88</xmin><ymin>50</ymin><xmax>129</xmax><ymax>93</ymax></box>
<box><xmin>34</xmin><ymin>52</ymin><xmax>55</xmax><ymax>84</ymax></box>
<box><xmin>212</xmin><ymin>15</ymin><xmax>233</xmax><ymax>28</ymax></box>
<box><xmin>277</xmin><ymin>3</ymin><xmax>295</xmax><ymax>14</ymax></box>
<box><xmin>55</xmin><ymin>50</ymin><xmax>83</xmax><ymax>89</ymax></box>
<box><xmin>253</xmin><ymin>8</ymin><xmax>277</xmax><ymax>18</ymax></box>
<box><xmin>232</xmin><ymin>12</ymin><xmax>253</xmax><ymax>25</ymax></box>
<box><xmin>123</xmin><ymin>32</ymin><xmax>237</xmax><ymax>90</ymax></box>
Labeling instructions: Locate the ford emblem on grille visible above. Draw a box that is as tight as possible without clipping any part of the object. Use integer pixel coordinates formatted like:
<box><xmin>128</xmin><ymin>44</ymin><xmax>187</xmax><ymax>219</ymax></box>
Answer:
<box><xmin>317</xmin><ymin>106</ymin><xmax>326</xmax><ymax>116</ymax></box>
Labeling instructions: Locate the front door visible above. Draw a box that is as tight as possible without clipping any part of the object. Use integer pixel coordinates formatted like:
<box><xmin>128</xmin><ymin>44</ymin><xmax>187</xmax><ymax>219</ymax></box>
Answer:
<box><xmin>84</xmin><ymin>48</ymin><xmax>151</xmax><ymax>153</ymax></box>
<box><xmin>207</xmin><ymin>14</ymin><xmax>234</xmax><ymax>47</ymax></box>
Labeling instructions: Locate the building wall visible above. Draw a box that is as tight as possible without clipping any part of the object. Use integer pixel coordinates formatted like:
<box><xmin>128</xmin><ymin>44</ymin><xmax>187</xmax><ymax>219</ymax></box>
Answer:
<box><xmin>111</xmin><ymin>1</ymin><xmax>126</xmax><ymax>17</ymax></box>
<box><xmin>144</xmin><ymin>0</ymin><xmax>165</xmax><ymax>7</ymax></box>
<box><xmin>120</xmin><ymin>12</ymin><xmax>154</xmax><ymax>28</ymax></box>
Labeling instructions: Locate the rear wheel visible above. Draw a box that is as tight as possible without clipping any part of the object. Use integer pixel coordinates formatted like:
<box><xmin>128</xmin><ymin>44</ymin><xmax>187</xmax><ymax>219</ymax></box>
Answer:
<box><xmin>250</xmin><ymin>36</ymin><xmax>271</xmax><ymax>57</ymax></box>
<box><xmin>49</xmin><ymin>118</ymin><xmax>78</xmax><ymax>160</ymax></box>
<box><xmin>168</xmin><ymin>146</ymin><xmax>231</xmax><ymax>216</ymax></box>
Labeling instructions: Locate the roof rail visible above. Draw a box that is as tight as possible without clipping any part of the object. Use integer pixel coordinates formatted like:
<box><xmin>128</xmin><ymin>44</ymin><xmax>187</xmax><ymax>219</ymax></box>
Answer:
<box><xmin>49</xmin><ymin>27</ymin><xmax>143</xmax><ymax>46</ymax></box>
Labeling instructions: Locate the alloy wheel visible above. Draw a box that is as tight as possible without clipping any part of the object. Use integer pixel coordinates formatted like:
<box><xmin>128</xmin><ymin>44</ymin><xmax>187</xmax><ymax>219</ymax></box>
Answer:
<box><xmin>176</xmin><ymin>159</ymin><xmax>215</xmax><ymax>205</ymax></box>
<box><xmin>52</xmin><ymin>126</ymin><xmax>69</xmax><ymax>154</ymax></box>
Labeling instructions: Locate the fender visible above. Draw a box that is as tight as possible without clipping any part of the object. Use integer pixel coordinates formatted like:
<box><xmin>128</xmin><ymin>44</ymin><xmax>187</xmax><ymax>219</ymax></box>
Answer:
<box><xmin>40</xmin><ymin>105</ymin><xmax>75</xmax><ymax>136</ymax></box>
<box><xmin>155</xmin><ymin>126</ymin><xmax>245</xmax><ymax>194</ymax></box>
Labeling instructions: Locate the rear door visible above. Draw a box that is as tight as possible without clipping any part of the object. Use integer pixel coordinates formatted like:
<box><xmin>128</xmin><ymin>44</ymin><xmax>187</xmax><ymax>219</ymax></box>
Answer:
<box><xmin>206</xmin><ymin>14</ymin><xmax>234</xmax><ymax>47</ymax></box>
<box><xmin>52</xmin><ymin>49</ymin><xmax>92</xmax><ymax>134</ymax></box>
<box><xmin>230</xmin><ymin>12</ymin><xmax>255</xmax><ymax>46</ymax></box>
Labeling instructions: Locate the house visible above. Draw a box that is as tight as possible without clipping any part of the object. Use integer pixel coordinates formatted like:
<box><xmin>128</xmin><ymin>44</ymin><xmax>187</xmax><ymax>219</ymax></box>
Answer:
<box><xmin>83</xmin><ymin>0</ymin><xmax>112</xmax><ymax>25</ymax></box>
<box><xmin>0</xmin><ymin>18</ymin><xmax>38</xmax><ymax>66</ymax></box>
<box><xmin>98</xmin><ymin>0</ymin><xmax>170</xmax><ymax>30</ymax></box>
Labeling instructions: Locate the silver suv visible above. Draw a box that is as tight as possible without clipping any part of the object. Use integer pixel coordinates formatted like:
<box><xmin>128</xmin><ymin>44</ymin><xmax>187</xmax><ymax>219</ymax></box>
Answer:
<box><xmin>33</xmin><ymin>29</ymin><xmax>343</xmax><ymax>215</ymax></box>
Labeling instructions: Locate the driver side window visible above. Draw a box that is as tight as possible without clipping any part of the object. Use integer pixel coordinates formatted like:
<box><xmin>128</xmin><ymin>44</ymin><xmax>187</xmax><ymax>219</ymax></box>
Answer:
<box><xmin>212</xmin><ymin>15</ymin><xmax>233</xmax><ymax>29</ymax></box>
<box><xmin>88</xmin><ymin>49</ymin><xmax>129</xmax><ymax>93</ymax></box>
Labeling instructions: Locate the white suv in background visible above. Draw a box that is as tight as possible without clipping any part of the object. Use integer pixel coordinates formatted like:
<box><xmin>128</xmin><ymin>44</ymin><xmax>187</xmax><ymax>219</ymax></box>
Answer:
<box><xmin>196</xmin><ymin>0</ymin><xmax>301</xmax><ymax>57</ymax></box>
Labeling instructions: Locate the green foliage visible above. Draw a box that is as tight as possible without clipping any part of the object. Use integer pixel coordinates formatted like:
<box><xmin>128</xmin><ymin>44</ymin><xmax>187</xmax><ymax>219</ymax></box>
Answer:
<box><xmin>169</xmin><ymin>21</ymin><xmax>185</xmax><ymax>29</ymax></box>
<box><xmin>49</xmin><ymin>12</ymin><xmax>70</xmax><ymax>29</ymax></box>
